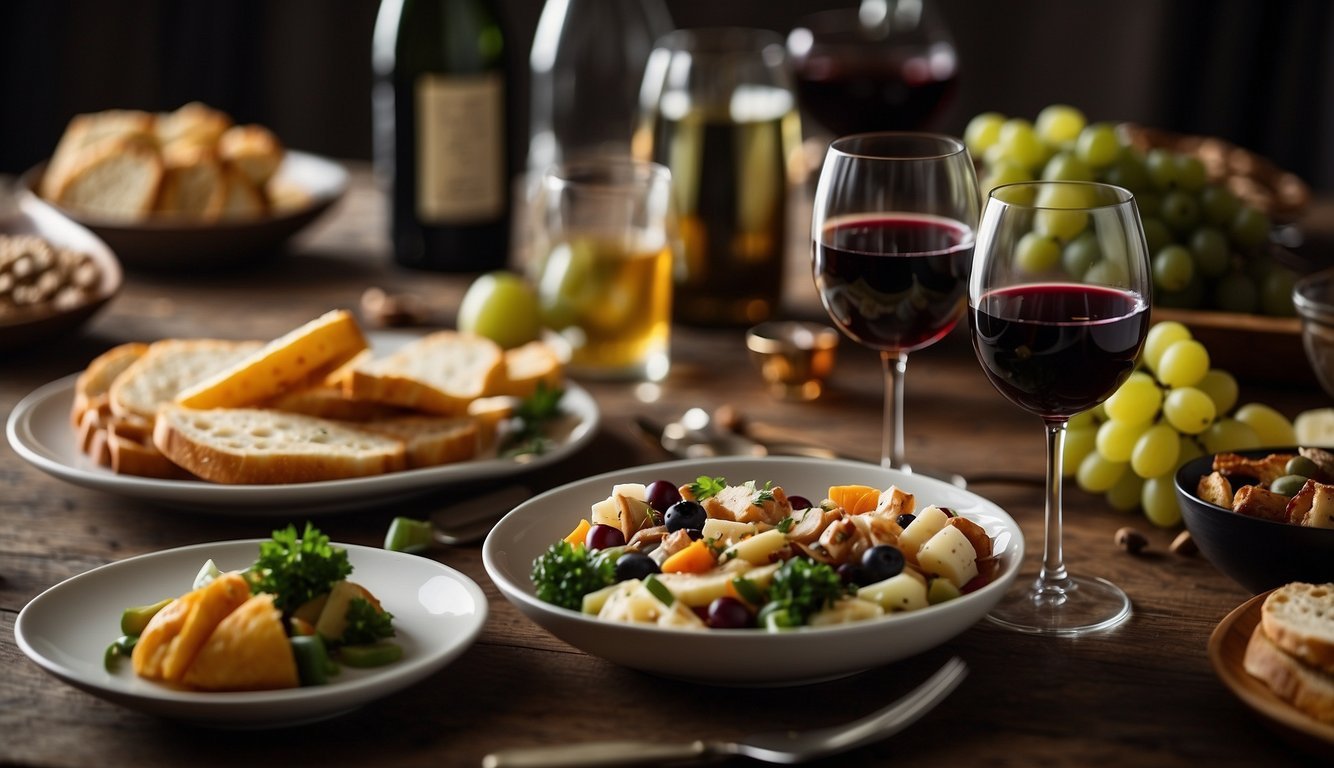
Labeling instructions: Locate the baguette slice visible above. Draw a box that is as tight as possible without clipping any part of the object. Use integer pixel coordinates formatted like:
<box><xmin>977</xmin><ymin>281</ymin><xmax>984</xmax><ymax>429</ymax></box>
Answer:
<box><xmin>155</xmin><ymin>144</ymin><xmax>225</xmax><ymax>220</ymax></box>
<box><xmin>71</xmin><ymin>342</ymin><xmax>149</xmax><ymax>426</ymax></box>
<box><xmin>1260</xmin><ymin>582</ymin><xmax>1334</xmax><ymax>673</ymax></box>
<box><xmin>493</xmin><ymin>340</ymin><xmax>564</xmax><ymax>398</ymax></box>
<box><xmin>109</xmin><ymin>339</ymin><xmax>264</xmax><ymax>423</ymax></box>
<box><xmin>359</xmin><ymin>415</ymin><xmax>478</xmax><ymax>468</ymax></box>
<box><xmin>51</xmin><ymin>133</ymin><xmax>163</xmax><ymax>220</ymax></box>
<box><xmin>267</xmin><ymin>385</ymin><xmax>409</xmax><ymax>422</ymax></box>
<box><xmin>175</xmin><ymin>310</ymin><xmax>368</xmax><ymax>410</ymax></box>
<box><xmin>346</xmin><ymin>331</ymin><xmax>504</xmax><ymax>416</ymax></box>
<box><xmin>218</xmin><ymin>124</ymin><xmax>284</xmax><ymax>188</ymax></box>
<box><xmin>152</xmin><ymin>404</ymin><xmax>407</xmax><ymax>484</ymax></box>
<box><xmin>41</xmin><ymin>110</ymin><xmax>156</xmax><ymax>201</ymax></box>
<box><xmin>1244</xmin><ymin>621</ymin><xmax>1334</xmax><ymax>724</ymax></box>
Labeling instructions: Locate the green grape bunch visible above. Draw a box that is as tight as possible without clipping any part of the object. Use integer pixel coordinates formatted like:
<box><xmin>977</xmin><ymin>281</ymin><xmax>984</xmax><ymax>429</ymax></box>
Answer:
<box><xmin>1063</xmin><ymin>321</ymin><xmax>1297</xmax><ymax>527</ymax></box>
<box><xmin>966</xmin><ymin>105</ymin><xmax>1298</xmax><ymax>317</ymax></box>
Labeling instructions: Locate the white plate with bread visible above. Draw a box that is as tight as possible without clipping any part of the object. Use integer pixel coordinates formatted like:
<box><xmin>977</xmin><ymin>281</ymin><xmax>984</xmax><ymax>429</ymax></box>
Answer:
<box><xmin>1209</xmin><ymin>583</ymin><xmax>1334</xmax><ymax>754</ymax></box>
<box><xmin>15</xmin><ymin>539</ymin><xmax>487</xmax><ymax>727</ymax></box>
<box><xmin>5</xmin><ymin>314</ymin><xmax>600</xmax><ymax>514</ymax></box>
<box><xmin>19</xmin><ymin>102</ymin><xmax>347</xmax><ymax>269</ymax></box>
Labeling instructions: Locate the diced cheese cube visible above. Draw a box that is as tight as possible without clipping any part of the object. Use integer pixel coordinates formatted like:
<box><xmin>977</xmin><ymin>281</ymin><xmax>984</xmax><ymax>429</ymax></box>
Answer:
<box><xmin>720</xmin><ymin>528</ymin><xmax>787</xmax><ymax>566</ymax></box>
<box><xmin>898</xmin><ymin>505</ymin><xmax>950</xmax><ymax>556</ymax></box>
<box><xmin>857</xmin><ymin>572</ymin><xmax>929</xmax><ymax>612</ymax></box>
<box><xmin>701</xmin><ymin>518</ymin><xmax>758</xmax><ymax>546</ymax></box>
<box><xmin>916</xmin><ymin>525</ymin><xmax>979</xmax><ymax>587</ymax></box>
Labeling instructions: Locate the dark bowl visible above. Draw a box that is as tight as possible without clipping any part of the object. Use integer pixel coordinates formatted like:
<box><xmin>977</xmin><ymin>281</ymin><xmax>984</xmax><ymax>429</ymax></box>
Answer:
<box><xmin>1175</xmin><ymin>447</ymin><xmax>1334</xmax><ymax>594</ymax></box>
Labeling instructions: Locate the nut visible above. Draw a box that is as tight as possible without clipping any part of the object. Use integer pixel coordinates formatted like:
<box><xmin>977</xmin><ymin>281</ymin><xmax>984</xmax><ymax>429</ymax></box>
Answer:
<box><xmin>1115</xmin><ymin>526</ymin><xmax>1149</xmax><ymax>555</ymax></box>
<box><xmin>1169</xmin><ymin>530</ymin><xmax>1198</xmax><ymax>557</ymax></box>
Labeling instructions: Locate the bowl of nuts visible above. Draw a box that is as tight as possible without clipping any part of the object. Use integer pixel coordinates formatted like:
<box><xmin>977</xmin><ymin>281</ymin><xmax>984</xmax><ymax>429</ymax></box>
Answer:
<box><xmin>1174</xmin><ymin>446</ymin><xmax>1334</xmax><ymax>594</ymax></box>
<box><xmin>0</xmin><ymin>188</ymin><xmax>121</xmax><ymax>351</ymax></box>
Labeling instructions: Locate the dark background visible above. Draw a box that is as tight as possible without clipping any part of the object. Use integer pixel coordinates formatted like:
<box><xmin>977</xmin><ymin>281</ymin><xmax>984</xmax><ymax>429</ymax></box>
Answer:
<box><xmin>1</xmin><ymin>0</ymin><xmax>1330</xmax><ymax>193</ymax></box>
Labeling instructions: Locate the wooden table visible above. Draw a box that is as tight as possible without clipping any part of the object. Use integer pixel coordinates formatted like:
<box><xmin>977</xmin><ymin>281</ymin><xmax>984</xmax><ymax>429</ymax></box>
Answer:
<box><xmin>3</xmin><ymin>167</ymin><xmax>1330</xmax><ymax>768</ymax></box>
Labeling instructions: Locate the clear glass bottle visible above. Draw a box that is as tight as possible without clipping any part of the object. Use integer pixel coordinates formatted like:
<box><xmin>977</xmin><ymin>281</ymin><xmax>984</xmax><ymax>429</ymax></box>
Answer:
<box><xmin>526</xmin><ymin>0</ymin><xmax>673</xmax><ymax>174</ymax></box>
<box><xmin>372</xmin><ymin>0</ymin><xmax>515</xmax><ymax>272</ymax></box>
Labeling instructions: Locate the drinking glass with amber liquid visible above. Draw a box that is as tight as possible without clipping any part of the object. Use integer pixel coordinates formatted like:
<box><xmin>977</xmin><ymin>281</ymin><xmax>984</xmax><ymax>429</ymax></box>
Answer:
<box><xmin>635</xmin><ymin>27</ymin><xmax>803</xmax><ymax>326</ymax></box>
<box><xmin>529</xmin><ymin>158</ymin><xmax>676</xmax><ymax>381</ymax></box>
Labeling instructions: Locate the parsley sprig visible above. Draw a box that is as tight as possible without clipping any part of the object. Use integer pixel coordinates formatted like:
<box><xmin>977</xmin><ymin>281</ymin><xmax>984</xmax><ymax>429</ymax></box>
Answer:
<box><xmin>500</xmin><ymin>383</ymin><xmax>566</xmax><ymax>457</ymax></box>
<box><xmin>248</xmin><ymin>523</ymin><xmax>352</xmax><ymax>616</ymax></box>
<box><xmin>689</xmin><ymin>476</ymin><xmax>727</xmax><ymax>500</ymax></box>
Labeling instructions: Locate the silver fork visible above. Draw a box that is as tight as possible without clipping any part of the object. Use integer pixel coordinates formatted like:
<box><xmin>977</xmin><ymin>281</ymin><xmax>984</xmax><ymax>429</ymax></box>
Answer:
<box><xmin>481</xmin><ymin>657</ymin><xmax>967</xmax><ymax>767</ymax></box>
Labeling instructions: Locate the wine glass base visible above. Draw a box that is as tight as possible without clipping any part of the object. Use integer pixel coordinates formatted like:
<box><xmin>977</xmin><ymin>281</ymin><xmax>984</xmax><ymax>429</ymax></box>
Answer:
<box><xmin>986</xmin><ymin>574</ymin><xmax>1131</xmax><ymax>636</ymax></box>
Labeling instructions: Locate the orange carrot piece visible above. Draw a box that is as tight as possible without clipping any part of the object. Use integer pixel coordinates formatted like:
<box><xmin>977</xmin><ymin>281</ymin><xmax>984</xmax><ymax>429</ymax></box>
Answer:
<box><xmin>661</xmin><ymin>539</ymin><xmax>716</xmax><ymax>574</ymax></box>
<box><xmin>564</xmin><ymin>519</ymin><xmax>591</xmax><ymax>546</ymax></box>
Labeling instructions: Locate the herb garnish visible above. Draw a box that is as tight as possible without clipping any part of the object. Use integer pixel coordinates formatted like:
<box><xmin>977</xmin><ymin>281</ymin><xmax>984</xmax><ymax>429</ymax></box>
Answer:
<box><xmin>500</xmin><ymin>382</ymin><xmax>566</xmax><ymax>457</ymax></box>
<box><xmin>689</xmin><ymin>476</ymin><xmax>727</xmax><ymax>501</ymax></box>
<box><xmin>248</xmin><ymin>522</ymin><xmax>352</xmax><ymax>616</ymax></box>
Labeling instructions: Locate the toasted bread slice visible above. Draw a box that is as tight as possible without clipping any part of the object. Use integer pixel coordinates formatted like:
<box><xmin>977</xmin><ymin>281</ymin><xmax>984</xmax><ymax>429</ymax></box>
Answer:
<box><xmin>155</xmin><ymin>144</ymin><xmax>225</xmax><ymax>219</ymax></box>
<box><xmin>267</xmin><ymin>385</ymin><xmax>410</xmax><ymax>422</ymax></box>
<box><xmin>71</xmin><ymin>342</ymin><xmax>149</xmax><ymax>426</ymax></box>
<box><xmin>182</xmin><ymin>593</ymin><xmax>298</xmax><ymax>691</ymax></box>
<box><xmin>175</xmin><ymin>310</ymin><xmax>368</xmax><ymax>409</ymax></box>
<box><xmin>108</xmin><ymin>428</ymin><xmax>190</xmax><ymax>479</ymax></box>
<box><xmin>218</xmin><ymin>124</ymin><xmax>283</xmax><ymax>188</ymax></box>
<box><xmin>152</xmin><ymin>404</ymin><xmax>407</xmax><ymax>484</ymax></box>
<box><xmin>359</xmin><ymin>415</ymin><xmax>478</xmax><ymax>468</ymax></box>
<box><xmin>493</xmin><ymin>340</ymin><xmax>564</xmax><ymax>398</ymax></box>
<box><xmin>346</xmin><ymin>331</ymin><xmax>504</xmax><ymax>416</ymax></box>
<box><xmin>108</xmin><ymin>339</ymin><xmax>264</xmax><ymax>423</ymax></box>
<box><xmin>1261</xmin><ymin>583</ymin><xmax>1334</xmax><ymax>674</ymax></box>
<box><xmin>51</xmin><ymin>133</ymin><xmax>163</xmax><ymax>220</ymax></box>
<box><xmin>155</xmin><ymin>101</ymin><xmax>232</xmax><ymax>154</ymax></box>
<box><xmin>1244</xmin><ymin>621</ymin><xmax>1334</xmax><ymax>724</ymax></box>
<box><xmin>41</xmin><ymin>110</ymin><xmax>156</xmax><ymax>201</ymax></box>
<box><xmin>216</xmin><ymin>165</ymin><xmax>267</xmax><ymax>220</ymax></box>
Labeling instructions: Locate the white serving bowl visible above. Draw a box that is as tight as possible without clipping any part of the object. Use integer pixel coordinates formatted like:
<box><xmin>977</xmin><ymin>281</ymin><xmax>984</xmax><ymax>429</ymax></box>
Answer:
<box><xmin>483</xmin><ymin>456</ymin><xmax>1023</xmax><ymax>686</ymax></box>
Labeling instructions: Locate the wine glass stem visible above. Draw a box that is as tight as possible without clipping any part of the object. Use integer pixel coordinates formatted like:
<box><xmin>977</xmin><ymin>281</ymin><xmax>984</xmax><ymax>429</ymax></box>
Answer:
<box><xmin>880</xmin><ymin>350</ymin><xmax>908</xmax><ymax>470</ymax></box>
<box><xmin>1037</xmin><ymin>418</ymin><xmax>1071</xmax><ymax>593</ymax></box>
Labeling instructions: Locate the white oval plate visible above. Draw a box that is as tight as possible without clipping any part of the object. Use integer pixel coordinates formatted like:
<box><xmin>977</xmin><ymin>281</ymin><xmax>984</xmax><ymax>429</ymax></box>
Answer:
<box><xmin>15</xmin><ymin>540</ymin><xmax>487</xmax><ymax>728</ymax></box>
<box><xmin>483</xmin><ymin>456</ymin><xmax>1024</xmax><ymax>686</ymax></box>
<box><xmin>5</xmin><ymin>375</ymin><xmax>598</xmax><ymax>515</ymax></box>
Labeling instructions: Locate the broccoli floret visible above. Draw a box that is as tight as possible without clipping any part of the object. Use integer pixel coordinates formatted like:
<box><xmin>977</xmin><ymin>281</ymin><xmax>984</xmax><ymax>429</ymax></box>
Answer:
<box><xmin>531</xmin><ymin>540</ymin><xmax>615</xmax><ymax>610</ymax></box>
<box><xmin>764</xmin><ymin>557</ymin><xmax>854</xmax><ymax>626</ymax></box>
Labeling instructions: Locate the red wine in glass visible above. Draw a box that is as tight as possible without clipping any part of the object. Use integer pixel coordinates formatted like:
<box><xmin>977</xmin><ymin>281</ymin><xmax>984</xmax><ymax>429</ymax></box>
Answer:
<box><xmin>813</xmin><ymin>213</ymin><xmax>973</xmax><ymax>353</ymax></box>
<box><xmin>970</xmin><ymin>283</ymin><xmax>1149</xmax><ymax>418</ymax></box>
<box><xmin>795</xmin><ymin>54</ymin><xmax>958</xmax><ymax>137</ymax></box>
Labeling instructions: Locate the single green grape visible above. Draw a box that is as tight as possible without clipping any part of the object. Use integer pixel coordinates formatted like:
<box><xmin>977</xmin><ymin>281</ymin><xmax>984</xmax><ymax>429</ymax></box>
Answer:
<box><xmin>1260</xmin><ymin>269</ymin><xmax>1297</xmax><ymax>316</ymax></box>
<box><xmin>1160</xmin><ymin>190</ymin><xmax>1201</xmax><ymax>235</ymax></box>
<box><xmin>1105</xmin><ymin>470</ymin><xmax>1146</xmax><ymax>512</ymax></box>
<box><xmin>1142</xmin><ymin>321</ymin><xmax>1193</xmax><ymax>374</ymax></box>
<box><xmin>1101</xmin><ymin>148</ymin><xmax>1152</xmax><ymax>192</ymax></box>
<box><xmin>1156</xmin><ymin>339</ymin><xmax>1210</xmax><ymax>388</ymax></box>
<box><xmin>460</xmin><ymin>270</ymin><xmax>543</xmax><ymax>348</ymax></box>
<box><xmin>1201</xmin><ymin>185</ymin><xmax>1242</xmax><ymax>228</ymax></box>
<box><xmin>1035</xmin><ymin>104</ymin><xmax>1087</xmax><ymax>145</ymax></box>
<box><xmin>1230</xmin><ymin>206</ymin><xmax>1271</xmax><ymax>252</ymax></box>
<box><xmin>999</xmin><ymin>118</ymin><xmax>1047</xmax><ymax>170</ymax></box>
<box><xmin>1131</xmin><ymin>423</ymin><xmax>1181</xmax><ymax>479</ymax></box>
<box><xmin>1152</xmin><ymin>245</ymin><xmax>1195</xmax><ymax>293</ymax></box>
<box><xmin>981</xmin><ymin>159</ymin><xmax>1033</xmax><ymax>197</ymax></box>
<box><xmin>1145</xmin><ymin>148</ymin><xmax>1178</xmax><ymax>190</ymax></box>
<box><xmin>1041</xmin><ymin>151</ymin><xmax>1095</xmax><ymax>182</ymax></box>
<box><xmin>1103</xmin><ymin>376</ymin><xmax>1163</xmax><ymax>426</ymax></box>
<box><xmin>1178</xmin><ymin>435</ymin><xmax>1205</xmax><ymax>468</ymax></box>
<box><xmin>1196</xmin><ymin>369</ymin><xmax>1239</xmax><ymax>414</ymax></box>
<box><xmin>1162</xmin><ymin>386</ymin><xmax>1216</xmax><ymax>435</ymax></box>
<box><xmin>964</xmin><ymin>111</ymin><xmax>1006</xmax><ymax>155</ymax></box>
<box><xmin>1062</xmin><ymin>230</ymin><xmax>1102</xmax><ymax>277</ymax></box>
<box><xmin>1174</xmin><ymin>154</ymin><xmax>1207</xmax><ymax>191</ymax></box>
<box><xmin>1097</xmin><ymin>418</ymin><xmax>1149</xmax><ymax>463</ymax></box>
<box><xmin>1015</xmin><ymin>231</ymin><xmax>1062</xmax><ymax>272</ymax></box>
<box><xmin>1233</xmin><ymin>403</ymin><xmax>1297</xmax><ymax>446</ymax></box>
<box><xmin>1069</xmin><ymin>409</ymin><xmax>1100</xmax><ymax>430</ymax></box>
<box><xmin>1062</xmin><ymin>425</ymin><xmax>1099</xmax><ymax>478</ymax></box>
<box><xmin>1201</xmin><ymin>418</ymin><xmax>1261</xmax><ymax>454</ymax></box>
<box><xmin>1083</xmin><ymin>259</ymin><xmax>1128</xmax><ymax>288</ymax></box>
<box><xmin>1141</xmin><ymin>475</ymin><xmax>1182</xmax><ymax>527</ymax></box>
<box><xmin>1074</xmin><ymin>123</ymin><xmax>1120</xmax><ymax>168</ymax></box>
<box><xmin>1077</xmin><ymin>451</ymin><xmax>1127</xmax><ymax>493</ymax></box>
<box><xmin>1188</xmin><ymin>226</ymin><xmax>1231</xmax><ymax>279</ymax></box>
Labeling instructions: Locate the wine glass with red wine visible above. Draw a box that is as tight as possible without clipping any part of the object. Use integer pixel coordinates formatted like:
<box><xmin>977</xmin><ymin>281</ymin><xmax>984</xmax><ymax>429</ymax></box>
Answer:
<box><xmin>811</xmin><ymin>133</ymin><xmax>979</xmax><ymax>474</ymax></box>
<box><xmin>969</xmin><ymin>181</ymin><xmax>1151</xmax><ymax>635</ymax></box>
<box><xmin>787</xmin><ymin>0</ymin><xmax>958</xmax><ymax>137</ymax></box>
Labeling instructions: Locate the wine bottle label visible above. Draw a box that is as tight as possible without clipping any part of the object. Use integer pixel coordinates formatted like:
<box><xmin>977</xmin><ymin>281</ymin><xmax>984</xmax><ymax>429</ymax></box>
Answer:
<box><xmin>414</xmin><ymin>72</ymin><xmax>505</xmax><ymax>223</ymax></box>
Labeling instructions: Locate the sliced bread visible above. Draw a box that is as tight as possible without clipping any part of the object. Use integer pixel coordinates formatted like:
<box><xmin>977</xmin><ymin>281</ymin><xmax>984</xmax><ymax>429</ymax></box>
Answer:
<box><xmin>52</xmin><ymin>134</ymin><xmax>164</xmax><ymax>220</ymax></box>
<box><xmin>153</xmin><ymin>404</ymin><xmax>407</xmax><ymax>484</ymax></box>
<box><xmin>1260</xmin><ymin>582</ymin><xmax>1334</xmax><ymax>673</ymax></box>
<box><xmin>155</xmin><ymin>144</ymin><xmax>225</xmax><ymax>219</ymax></box>
<box><xmin>218</xmin><ymin>124</ymin><xmax>284</xmax><ymax>188</ymax></box>
<box><xmin>1243</xmin><ymin>621</ymin><xmax>1334</xmax><ymax>724</ymax></box>
<box><xmin>155</xmin><ymin>102</ymin><xmax>232</xmax><ymax>154</ymax></box>
<box><xmin>359</xmin><ymin>415</ymin><xmax>478</xmax><ymax>468</ymax></box>
<box><xmin>175</xmin><ymin>310</ymin><xmax>368</xmax><ymax>410</ymax></box>
<box><xmin>109</xmin><ymin>339</ymin><xmax>264</xmax><ymax>423</ymax></box>
<box><xmin>41</xmin><ymin>109</ymin><xmax>156</xmax><ymax>200</ymax></box>
<box><xmin>493</xmin><ymin>340</ymin><xmax>564</xmax><ymax>398</ymax></box>
<box><xmin>267</xmin><ymin>385</ymin><xmax>409</xmax><ymax>422</ymax></box>
<box><xmin>71</xmin><ymin>341</ymin><xmax>149</xmax><ymax>426</ymax></box>
<box><xmin>346</xmin><ymin>330</ymin><xmax>504</xmax><ymax>416</ymax></box>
